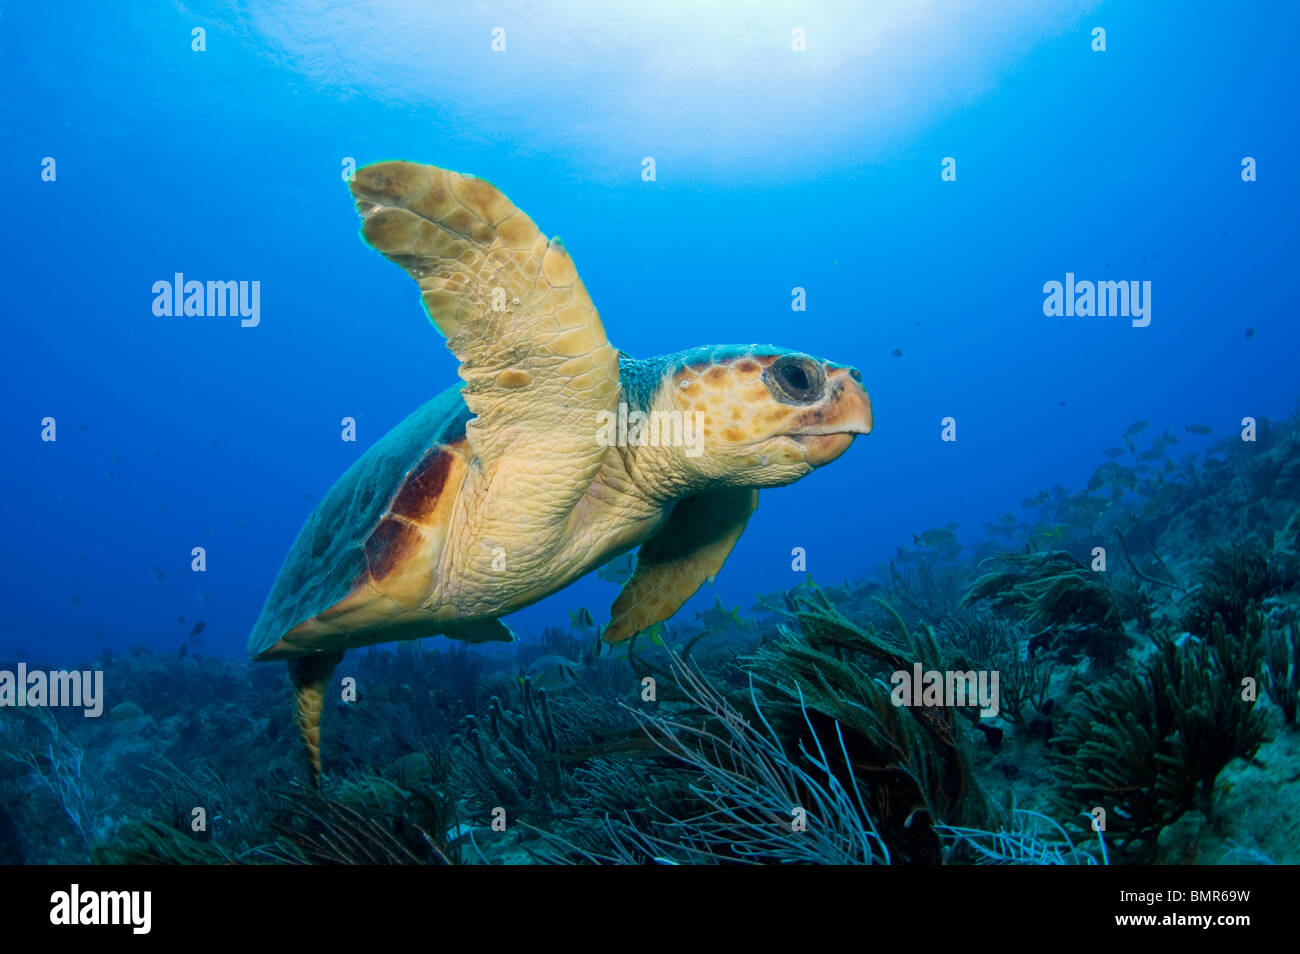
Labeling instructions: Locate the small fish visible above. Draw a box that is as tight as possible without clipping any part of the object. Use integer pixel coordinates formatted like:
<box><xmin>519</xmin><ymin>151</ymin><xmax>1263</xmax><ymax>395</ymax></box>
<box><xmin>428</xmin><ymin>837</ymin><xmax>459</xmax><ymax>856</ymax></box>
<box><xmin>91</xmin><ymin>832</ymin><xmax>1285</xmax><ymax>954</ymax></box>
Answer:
<box><xmin>696</xmin><ymin>598</ymin><xmax>743</xmax><ymax>631</ymax></box>
<box><xmin>1104</xmin><ymin>447</ymin><xmax>1125</xmax><ymax>459</ymax></box>
<box><xmin>1124</xmin><ymin>420</ymin><xmax>1149</xmax><ymax>438</ymax></box>
<box><xmin>524</xmin><ymin>655</ymin><xmax>582</xmax><ymax>692</ymax></box>
<box><xmin>153</xmin><ymin>449</ymin><xmax>160</xmax><ymax>456</ymax></box>
<box><xmin>891</xmin><ymin>349</ymin><xmax>904</xmax><ymax>358</ymax></box>
<box><xmin>596</xmin><ymin>551</ymin><xmax>637</xmax><ymax>585</ymax></box>
<box><xmin>189</xmin><ymin>621</ymin><xmax>206</xmax><ymax>639</ymax></box>
<box><xmin>177</xmin><ymin>616</ymin><xmax>185</xmax><ymax>624</ymax></box>
<box><xmin>178</xmin><ymin>643</ymin><xmax>189</xmax><ymax>659</ymax></box>
<box><xmin>1057</xmin><ymin>400</ymin><xmax>1067</xmax><ymax>407</ymax></box>
<box><xmin>78</xmin><ymin>424</ymin><xmax>87</xmax><ymax>431</ymax></box>
<box><xmin>913</xmin><ymin>527</ymin><xmax>957</xmax><ymax>546</ymax></box>
<box><xmin>569</xmin><ymin>607</ymin><xmax>596</xmax><ymax>633</ymax></box>
<box><xmin>824</xmin><ymin>584</ymin><xmax>851</xmax><ymax>603</ymax></box>
<box><xmin>1245</xmin><ymin>328</ymin><xmax>1255</xmax><ymax>339</ymax></box>
<box><xmin>1138</xmin><ymin>448</ymin><xmax>1163</xmax><ymax>462</ymax></box>
<box><xmin>71</xmin><ymin>595</ymin><xmax>83</xmax><ymax>606</ymax></box>
<box><xmin>1185</xmin><ymin>424</ymin><xmax>1212</xmax><ymax>435</ymax></box>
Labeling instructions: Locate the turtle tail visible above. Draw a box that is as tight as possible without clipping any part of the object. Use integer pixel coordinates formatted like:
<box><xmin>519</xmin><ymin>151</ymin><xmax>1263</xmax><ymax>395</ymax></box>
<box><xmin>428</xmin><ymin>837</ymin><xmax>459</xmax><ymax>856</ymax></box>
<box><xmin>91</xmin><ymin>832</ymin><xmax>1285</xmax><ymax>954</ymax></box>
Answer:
<box><xmin>288</xmin><ymin>651</ymin><xmax>343</xmax><ymax>786</ymax></box>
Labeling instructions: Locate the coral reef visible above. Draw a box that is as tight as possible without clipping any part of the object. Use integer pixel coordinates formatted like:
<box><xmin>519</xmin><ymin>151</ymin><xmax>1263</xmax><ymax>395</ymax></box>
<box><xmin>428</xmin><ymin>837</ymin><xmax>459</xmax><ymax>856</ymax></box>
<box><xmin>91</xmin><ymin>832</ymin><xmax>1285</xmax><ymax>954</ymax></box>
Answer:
<box><xmin>1263</xmin><ymin>609</ymin><xmax>1299</xmax><ymax>726</ymax></box>
<box><xmin>961</xmin><ymin>551</ymin><xmax>1128</xmax><ymax>666</ymax></box>
<box><xmin>746</xmin><ymin>591</ymin><xmax>999</xmax><ymax>862</ymax></box>
<box><xmin>6</xmin><ymin>406</ymin><xmax>1300</xmax><ymax>866</ymax></box>
<box><xmin>1182</xmin><ymin>542</ymin><xmax>1288</xmax><ymax>639</ymax></box>
<box><xmin>1050</xmin><ymin>623</ymin><xmax>1267</xmax><ymax>860</ymax></box>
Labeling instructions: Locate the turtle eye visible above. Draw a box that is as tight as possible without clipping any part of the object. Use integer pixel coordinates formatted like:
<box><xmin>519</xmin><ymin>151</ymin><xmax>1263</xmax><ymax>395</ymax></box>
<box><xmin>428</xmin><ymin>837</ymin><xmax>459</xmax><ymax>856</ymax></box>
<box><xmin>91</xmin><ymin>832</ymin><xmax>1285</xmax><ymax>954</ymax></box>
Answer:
<box><xmin>782</xmin><ymin>363</ymin><xmax>810</xmax><ymax>390</ymax></box>
<box><xmin>764</xmin><ymin>354</ymin><xmax>825</xmax><ymax>405</ymax></box>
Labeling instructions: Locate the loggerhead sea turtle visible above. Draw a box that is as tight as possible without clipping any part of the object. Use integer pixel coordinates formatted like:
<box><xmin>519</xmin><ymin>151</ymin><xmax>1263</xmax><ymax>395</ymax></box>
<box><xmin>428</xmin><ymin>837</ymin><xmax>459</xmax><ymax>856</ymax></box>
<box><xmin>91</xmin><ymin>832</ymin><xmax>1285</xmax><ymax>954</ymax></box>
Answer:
<box><xmin>249</xmin><ymin>161</ymin><xmax>873</xmax><ymax>782</ymax></box>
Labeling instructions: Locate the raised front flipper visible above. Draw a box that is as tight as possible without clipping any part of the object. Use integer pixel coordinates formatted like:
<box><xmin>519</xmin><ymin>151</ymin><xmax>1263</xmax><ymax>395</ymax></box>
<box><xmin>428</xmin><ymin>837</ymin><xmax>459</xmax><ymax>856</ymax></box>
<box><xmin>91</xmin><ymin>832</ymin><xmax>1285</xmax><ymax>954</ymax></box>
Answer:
<box><xmin>349</xmin><ymin>162</ymin><xmax>620</xmax><ymax>541</ymax></box>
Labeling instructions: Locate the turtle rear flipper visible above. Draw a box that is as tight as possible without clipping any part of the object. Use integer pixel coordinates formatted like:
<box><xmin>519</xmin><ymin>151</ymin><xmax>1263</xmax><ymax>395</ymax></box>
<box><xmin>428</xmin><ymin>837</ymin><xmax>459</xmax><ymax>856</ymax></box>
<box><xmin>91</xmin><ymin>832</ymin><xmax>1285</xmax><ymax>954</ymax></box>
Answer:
<box><xmin>289</xmin><ymin>651</ymin><xmax>343</xmax><ymax>786</ymax></box>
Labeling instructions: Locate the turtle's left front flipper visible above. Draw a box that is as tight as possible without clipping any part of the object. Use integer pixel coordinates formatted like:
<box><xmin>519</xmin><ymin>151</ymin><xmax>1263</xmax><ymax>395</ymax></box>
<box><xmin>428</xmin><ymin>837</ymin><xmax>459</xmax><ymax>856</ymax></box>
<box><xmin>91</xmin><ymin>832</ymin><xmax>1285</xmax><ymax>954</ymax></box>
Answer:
<box><xmin>604</xmin><ymin>488</ymin><xmax>759</xmax><ymax>643</ymax></box>
<box><xmin>348</xmin><ymin>161</ymin><xmax>621</xmax><ymax>534</ymax></box>
<box><xmin>288</xmin><ymin>650</ymin><xmax>343</xmax><ymax>786</ymax></box>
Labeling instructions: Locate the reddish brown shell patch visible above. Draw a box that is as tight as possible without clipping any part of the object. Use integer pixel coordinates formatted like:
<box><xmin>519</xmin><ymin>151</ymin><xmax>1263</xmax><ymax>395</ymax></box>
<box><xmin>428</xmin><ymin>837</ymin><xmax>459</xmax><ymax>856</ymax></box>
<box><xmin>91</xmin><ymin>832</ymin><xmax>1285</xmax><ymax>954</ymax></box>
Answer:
<box><xmin>364</xmin><ymin>517</ymin><xmax>424</xmax><ymax>581</ymax></box>
<box><xmin>388</xmin><ymin>446</ymin><xmax>456</xmax><ymax>524</ymax></box>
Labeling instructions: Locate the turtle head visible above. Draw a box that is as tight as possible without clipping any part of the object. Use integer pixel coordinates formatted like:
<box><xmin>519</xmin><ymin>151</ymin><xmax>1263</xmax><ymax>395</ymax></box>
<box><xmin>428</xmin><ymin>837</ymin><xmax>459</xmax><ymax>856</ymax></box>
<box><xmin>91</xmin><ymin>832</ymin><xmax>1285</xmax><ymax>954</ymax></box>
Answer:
<box><xmin>616</xmin><ymin>345</ymin><xmax>872</xmax><ymax>495</ymax></box>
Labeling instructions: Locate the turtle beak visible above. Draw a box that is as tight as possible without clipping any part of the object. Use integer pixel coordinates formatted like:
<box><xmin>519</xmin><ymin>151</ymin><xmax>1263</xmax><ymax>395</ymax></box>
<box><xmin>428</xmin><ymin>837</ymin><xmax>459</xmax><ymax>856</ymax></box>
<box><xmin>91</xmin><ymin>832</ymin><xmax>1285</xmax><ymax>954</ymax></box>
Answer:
<box><xmin>830</xmin><ymin>366</ymin><xmax>873</xmax><ymax>435</ymax></box>
<box><xmin>791</xmin><ymin>366</ymin><xmax>872</xmax><ymax>467</ymax></box>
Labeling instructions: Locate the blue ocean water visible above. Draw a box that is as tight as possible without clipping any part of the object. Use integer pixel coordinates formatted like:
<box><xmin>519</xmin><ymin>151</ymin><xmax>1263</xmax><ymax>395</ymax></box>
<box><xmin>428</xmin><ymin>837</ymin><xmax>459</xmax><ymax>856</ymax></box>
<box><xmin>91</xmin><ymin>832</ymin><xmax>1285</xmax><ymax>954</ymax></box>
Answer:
<box><xmin>3</xmin><ymin>0</ymin><xmax>1296</xmax><ymax>667</ymax></box>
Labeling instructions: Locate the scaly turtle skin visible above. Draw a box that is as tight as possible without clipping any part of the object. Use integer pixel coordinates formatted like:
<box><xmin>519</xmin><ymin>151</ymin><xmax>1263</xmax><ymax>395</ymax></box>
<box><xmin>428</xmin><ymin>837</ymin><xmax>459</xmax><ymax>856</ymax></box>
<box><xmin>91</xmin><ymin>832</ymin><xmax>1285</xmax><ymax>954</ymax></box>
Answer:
<box><xmin>250</xmin><ymin>161</ymin><xmax>873</xmax><ymax>782</ymax></box>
